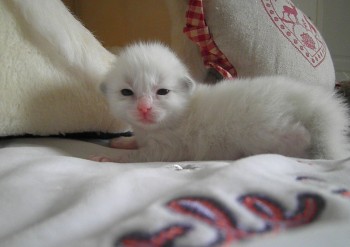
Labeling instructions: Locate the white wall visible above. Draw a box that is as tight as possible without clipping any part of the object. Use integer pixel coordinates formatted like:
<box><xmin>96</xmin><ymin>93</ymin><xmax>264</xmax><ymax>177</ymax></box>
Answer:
<box><xmin>322</xmin><ymin>0</ymin><xmax>350</xmax><ymax>81</ymax></box>
<box><xmin>294</xmin><ymin>0</ymin><xmax>350</xmax><ymax>81</ymax></box>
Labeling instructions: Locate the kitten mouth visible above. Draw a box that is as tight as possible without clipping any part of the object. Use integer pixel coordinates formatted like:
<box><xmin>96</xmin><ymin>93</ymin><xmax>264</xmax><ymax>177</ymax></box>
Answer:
<box><xmin>134</xmin><ymin>111</ymin><xmax>158</xmax><ymax>126</ymax></box>
<box><xmin>137</xmin><ymin>114</ymin><xmax>156</xmax><ymax>125</ymax></box>
<box><xmin>140</xmin><ymin>118</ymin><xmax>155</xmax><ymax>124</ymax></box>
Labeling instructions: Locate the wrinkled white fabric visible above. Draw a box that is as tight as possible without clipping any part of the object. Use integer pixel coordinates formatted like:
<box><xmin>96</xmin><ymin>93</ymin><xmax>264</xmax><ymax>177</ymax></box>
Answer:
<box><xmin>0</xmin><ymin>138</ymin><xmax>349</xmax><ymax>247</ymax></box>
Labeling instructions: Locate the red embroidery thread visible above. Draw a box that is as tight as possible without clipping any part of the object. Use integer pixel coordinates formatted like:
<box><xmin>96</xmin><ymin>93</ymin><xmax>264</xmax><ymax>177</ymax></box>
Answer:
<box><xmin>261</xmin><ymin>0</ymin><xmax>327</xmax><ymax>68</ymax></box>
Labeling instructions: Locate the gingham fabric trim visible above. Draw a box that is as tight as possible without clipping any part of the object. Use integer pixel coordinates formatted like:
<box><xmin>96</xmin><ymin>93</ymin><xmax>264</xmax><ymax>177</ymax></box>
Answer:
<box><xmin>183</xmin><ymin>0</ymin><xmax>237</xmax><ymax>79</ymax></box>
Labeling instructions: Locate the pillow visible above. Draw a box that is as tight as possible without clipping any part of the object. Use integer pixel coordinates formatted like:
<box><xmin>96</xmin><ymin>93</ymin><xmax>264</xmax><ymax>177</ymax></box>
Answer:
<box><xmin>167</xmin><ymin>0</ymin><xmax>335</xmax><ymax>89</ymax></box>
<box><xmin>0</xmin><ymin>0</ymin><xmax>127</xmax><ymax>136</ymax></box>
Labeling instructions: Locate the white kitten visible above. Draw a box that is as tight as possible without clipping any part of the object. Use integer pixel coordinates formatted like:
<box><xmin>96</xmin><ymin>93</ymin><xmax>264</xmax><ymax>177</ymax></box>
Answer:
<box><xmin>98</xmin><ymin>42</ymin><xmax>350</xmax><ymax>162</ymax></box>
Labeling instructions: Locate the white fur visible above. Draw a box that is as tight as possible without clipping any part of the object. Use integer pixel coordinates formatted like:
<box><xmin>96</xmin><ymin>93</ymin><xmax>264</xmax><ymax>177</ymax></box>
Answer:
<box><xmin>102</xmin><ymin>42</ymin><xmax>350</xmax><ymax>162</ymax></box>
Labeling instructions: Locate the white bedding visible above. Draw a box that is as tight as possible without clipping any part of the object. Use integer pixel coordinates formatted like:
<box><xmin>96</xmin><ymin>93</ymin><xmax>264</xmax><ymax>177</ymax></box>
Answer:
<box><xmin>0</xmin><ymin>138</ymin><xmax>349</xmax><ymax>247</ymax></box>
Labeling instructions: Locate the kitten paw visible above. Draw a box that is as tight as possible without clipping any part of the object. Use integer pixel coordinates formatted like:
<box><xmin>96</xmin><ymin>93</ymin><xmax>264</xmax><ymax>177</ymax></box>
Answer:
<box><xmin>89</xmin><ymin>155</ymin><xmax>131</xmax><ymax>163</ymax></box>
<box><xmin>90</xmin><ymin>155</ymin><xmax>113</xmax><ymax>162</ymax></box>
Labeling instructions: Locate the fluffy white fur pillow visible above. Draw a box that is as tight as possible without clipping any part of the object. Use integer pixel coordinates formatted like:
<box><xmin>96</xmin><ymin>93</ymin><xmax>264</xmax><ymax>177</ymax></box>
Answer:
<box><xmin>0</xmin><ymin>0</ymin><xmax>126</xmax><ymax>136</ymax></box>
<box><xmin>167</xmin><ymin>0</ymin><xmax>335</xmax><ymax>89</ymax></box>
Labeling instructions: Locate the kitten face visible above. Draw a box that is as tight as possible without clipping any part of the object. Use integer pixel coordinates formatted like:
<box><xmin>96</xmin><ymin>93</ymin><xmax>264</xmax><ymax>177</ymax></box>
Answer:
<box><xmin>103</xmin><ymin>43</ymin><xmax>195</xmax><ymax>130</ymax></box>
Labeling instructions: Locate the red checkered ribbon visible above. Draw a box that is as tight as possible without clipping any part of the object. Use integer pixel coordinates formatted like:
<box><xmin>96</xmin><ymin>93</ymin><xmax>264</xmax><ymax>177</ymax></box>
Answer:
<box><xmin>183</xmin><ymin>0</ymin><xmax>237</xmax><ymax>79</ymax></box>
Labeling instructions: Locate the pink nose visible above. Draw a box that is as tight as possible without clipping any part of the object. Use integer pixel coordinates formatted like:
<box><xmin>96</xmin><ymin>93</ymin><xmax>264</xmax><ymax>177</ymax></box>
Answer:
<box><xmin>138</xmin><ymin>104</ymin><xmax>151</xmax><ymax>114</ymax></box>
<box><xmin>137</xmin><ymin>98</ymin><xmax>152</xmax><ymax>114</ymax></box>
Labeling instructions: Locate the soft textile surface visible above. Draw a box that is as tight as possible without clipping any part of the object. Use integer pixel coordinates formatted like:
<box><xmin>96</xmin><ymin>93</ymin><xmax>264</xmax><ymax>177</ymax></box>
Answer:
<box><xmin>0</xmin><ymin>138</ymin><xmax>349</xmax><ymax>247</ymax></box>
<box><xmin>0</xmin><ymin>0</ymin><xmax>126</xmax><ymax>136</ymax></box>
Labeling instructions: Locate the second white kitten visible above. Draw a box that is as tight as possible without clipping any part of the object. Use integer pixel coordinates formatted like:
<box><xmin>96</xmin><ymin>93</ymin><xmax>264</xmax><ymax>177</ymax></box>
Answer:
<box><xmin>97</xmin><ymin>42</ymin><xmax>349</xmax><ymax>162</ymax></box>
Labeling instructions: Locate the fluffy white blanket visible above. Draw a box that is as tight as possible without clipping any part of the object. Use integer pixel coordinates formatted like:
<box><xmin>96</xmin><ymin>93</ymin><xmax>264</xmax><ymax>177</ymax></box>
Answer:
<box><xmin>0</xmin><ymin>138</ymin><xmax>349</xmax><ymax>247</ymax></box>
<box><xmin>0</xmin><ymin>0</ymin><xmax>125</xmax><ymax>136</ymax></box>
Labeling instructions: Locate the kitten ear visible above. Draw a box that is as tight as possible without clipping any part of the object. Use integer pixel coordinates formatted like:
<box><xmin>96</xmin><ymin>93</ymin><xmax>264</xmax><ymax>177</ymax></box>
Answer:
<box><xmin>182</xmin><ymin>76</ymin><xmax>196</xmax><ymax>94</ymax></box>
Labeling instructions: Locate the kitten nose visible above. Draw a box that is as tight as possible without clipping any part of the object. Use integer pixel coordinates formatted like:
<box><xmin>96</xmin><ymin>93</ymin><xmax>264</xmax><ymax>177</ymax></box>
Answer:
<box><xmin>138</xmin><ymin>104</ymin><xmax>151</xmax><ymax>114</ymax></box>
<box><xmin>137</xmin><ymin>97</ymin><xmax>152</xmax><ymax>114</ymax></box>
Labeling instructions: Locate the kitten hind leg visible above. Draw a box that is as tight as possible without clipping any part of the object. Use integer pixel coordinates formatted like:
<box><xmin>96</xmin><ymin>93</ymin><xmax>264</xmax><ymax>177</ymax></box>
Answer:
<box><xmin>245</xmin><ymin>122</ymin><xmax>311</xmax><ymax>158</ymax></box>
<box><xmin>277</xmin><ymin>123</ymin><xmax>312</xmax><ymax>158</ymax></box>
<box><xmin>309</xmin><ymin>122</ymin><xmax>350</xmax><ymax>160</ymax></box>
<box><xmin>305</xmin><ymin>102</ymin><xmax>350</xmax><ymax>160</ymax></box>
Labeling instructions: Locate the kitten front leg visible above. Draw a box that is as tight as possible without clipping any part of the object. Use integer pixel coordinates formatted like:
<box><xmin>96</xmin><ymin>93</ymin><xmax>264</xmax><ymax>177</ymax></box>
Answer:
<box><xmin>120</xmin><ymin>145</ymin><xmax>188</xmax><ymax>163</ymax></box>
<box><xmin>109</xmin><ymin>136</ymin><xmax>138</xmax><ymax>149</ymax></box>
<box><xmin>91</xmin><ymin>145</ymin><xmax>179</xmax><ymax>163</ymax></box>
<box><xmin>90</xmin><ymin>148</ymin><xmax>149</xmax><ymax>163</ymax></box>
<box><xmin>90</xmin><ymin>149</ymin><xmax>135</xmax><ymax>163</ymax></box>
<box><xmin>90</xmin><ymin>155</ymin><xmax>114</xmax><ymax>162</ymax></box>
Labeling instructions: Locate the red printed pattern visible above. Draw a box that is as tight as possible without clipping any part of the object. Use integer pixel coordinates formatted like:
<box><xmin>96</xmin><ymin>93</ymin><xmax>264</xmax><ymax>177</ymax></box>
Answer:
<box><xmin>183</xmin><ymin>0</ymin><xmax>237</xmax><ymax>79</ymax></box>
<box><xmin>296</xmin><ymin>176</ymin><xmax>350</xmax><ymax>199</ymax></box>
<box><xmin>333</xmin><ymin>189</ymin><xmax>350</xmax><ymax>198</ymax></box>
<box><xmin>262</xmin><ymin>0</ymin><xmax>326</xmax><ymax>67</ymax></box>
<box><xmin>116</xmin><ymin>193</ymin><xmax>325</xmax><ymax>247</ymax></box>
<box><xmin>118</xmin><ymin>224</ymin><xmax>191</xmax><ymax>247</ymax></box>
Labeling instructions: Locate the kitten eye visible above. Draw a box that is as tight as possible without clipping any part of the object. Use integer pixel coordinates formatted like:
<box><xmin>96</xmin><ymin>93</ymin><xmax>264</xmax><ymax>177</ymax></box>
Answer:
<box><xmin>157</xmin><ymin>88</ymin><xmax>170</xmax><ymax>95</ymax></box>
<box><xmin>121</xmin><ymin>89</ymin><xmax>134</xmax><ymax>96</ymax></box>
